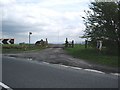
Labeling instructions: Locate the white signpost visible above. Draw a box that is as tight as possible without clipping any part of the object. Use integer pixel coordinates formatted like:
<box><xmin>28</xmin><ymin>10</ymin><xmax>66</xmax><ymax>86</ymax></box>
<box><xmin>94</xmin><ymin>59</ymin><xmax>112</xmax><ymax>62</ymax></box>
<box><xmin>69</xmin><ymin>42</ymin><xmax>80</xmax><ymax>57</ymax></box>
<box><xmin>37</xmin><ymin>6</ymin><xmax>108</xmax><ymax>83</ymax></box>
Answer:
<box><xmin>97</xmin><ymin>40</ymin><xmax>102</xmax><ymax>51</ymax></box>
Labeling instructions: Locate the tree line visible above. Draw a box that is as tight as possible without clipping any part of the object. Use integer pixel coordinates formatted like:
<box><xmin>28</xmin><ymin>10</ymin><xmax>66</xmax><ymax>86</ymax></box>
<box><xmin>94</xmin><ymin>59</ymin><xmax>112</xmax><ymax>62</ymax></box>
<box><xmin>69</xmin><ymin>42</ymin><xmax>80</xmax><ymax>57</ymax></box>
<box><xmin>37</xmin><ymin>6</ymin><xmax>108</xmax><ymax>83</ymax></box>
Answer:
<box><xmin>82</xmin><ymin>1</ymin><xmax>120</xmax><ymax>55</ymax></box>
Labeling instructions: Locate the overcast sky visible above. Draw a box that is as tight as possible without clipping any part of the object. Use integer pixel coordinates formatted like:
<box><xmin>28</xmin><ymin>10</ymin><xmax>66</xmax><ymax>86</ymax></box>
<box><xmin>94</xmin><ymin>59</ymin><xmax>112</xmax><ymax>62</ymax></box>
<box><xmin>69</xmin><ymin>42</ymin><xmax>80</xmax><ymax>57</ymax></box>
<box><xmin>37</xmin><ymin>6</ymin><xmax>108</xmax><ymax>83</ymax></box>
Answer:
<box><xmin>1</xmin><ymin>0</ymin><xmax>92</xmax><ymax>44</ymax></box>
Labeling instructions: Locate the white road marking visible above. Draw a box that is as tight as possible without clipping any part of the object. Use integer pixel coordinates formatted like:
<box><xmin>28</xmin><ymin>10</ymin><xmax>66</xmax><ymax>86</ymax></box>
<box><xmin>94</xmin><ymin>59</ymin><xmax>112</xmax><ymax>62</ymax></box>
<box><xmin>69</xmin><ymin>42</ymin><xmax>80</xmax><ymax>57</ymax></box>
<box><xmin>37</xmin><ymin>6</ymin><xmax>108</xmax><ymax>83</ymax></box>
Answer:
<box><xmin>59</xmin><ymin>64</ymin><xmax>120</xmax><ymax>76</ymax></box>
<box><xmin>11</xmin><ymin>57</ymin><xmax>117</xmax><ymax>76</ymax></box>
<box><xmin>84</xmin><ymin>69</ymin><xmax>105</xmax><ymax>74</ymax></box>
<box><xmin>110</xmin><ymin>73</ymin><xmax>120</xmax><ymax>76</ymax></box>
<box><xmin>70</xmin><ymin>66</ymin><xmax>82</xmax><ymax>70</ymax></box>
<box><xmin>17</xmin><ymin>58</ymin><xmax>119</xmax><ymax>76</ymax></box>
<box><xmin>0</xmin><ymin>82</ymin><xmax>12</xmax><ymax>89</ymax></box>
<box><xmin>42</xmin><ymin>61</ymin><xmax>120</xmax><ymax>75</ymax></box>
<box><xmin>42</xmin><ymin>62</ymin><xmax>50</xmax><ymax>64</ymax></box>
<box><xmin>59</xmin><ymin>64</ymin><xmax>69</xmax><ymax>67</ymax></box>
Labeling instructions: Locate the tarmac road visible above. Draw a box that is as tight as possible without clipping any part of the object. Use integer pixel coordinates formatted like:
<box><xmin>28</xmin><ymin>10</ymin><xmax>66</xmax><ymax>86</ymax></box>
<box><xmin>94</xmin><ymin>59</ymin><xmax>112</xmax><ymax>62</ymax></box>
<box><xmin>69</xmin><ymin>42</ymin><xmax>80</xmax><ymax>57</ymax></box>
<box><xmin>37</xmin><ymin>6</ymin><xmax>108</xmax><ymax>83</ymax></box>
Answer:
<box><xmin>2</xmin><ymin>56</ymin><xmax>118</xmax><ymax>88</ymax></box>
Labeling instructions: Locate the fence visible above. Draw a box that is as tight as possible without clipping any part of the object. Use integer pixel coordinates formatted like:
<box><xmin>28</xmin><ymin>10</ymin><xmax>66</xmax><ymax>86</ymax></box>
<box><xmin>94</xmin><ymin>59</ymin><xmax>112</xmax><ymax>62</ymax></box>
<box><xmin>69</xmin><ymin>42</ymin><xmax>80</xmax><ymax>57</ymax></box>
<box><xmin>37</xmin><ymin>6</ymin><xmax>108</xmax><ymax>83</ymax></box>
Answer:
<box><xmin>65</xmin><ymin>38</ymin><xmax>74</xmax><ymax>48</ymax></box>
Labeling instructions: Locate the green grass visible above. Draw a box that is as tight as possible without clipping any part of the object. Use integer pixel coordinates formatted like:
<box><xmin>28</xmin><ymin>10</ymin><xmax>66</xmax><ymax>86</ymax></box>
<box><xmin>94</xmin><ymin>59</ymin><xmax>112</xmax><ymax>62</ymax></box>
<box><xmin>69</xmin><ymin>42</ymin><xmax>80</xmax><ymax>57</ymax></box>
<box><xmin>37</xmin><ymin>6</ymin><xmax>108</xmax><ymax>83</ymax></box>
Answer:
<box><xmin>2</xmin><ymin>44</ymin><xmax>47</xmax><ymax>54</ymax></box>
<box><xmin>65</xmin><ymin>44</ymin><xmax>119</xmax><ymax>67</ymax></box>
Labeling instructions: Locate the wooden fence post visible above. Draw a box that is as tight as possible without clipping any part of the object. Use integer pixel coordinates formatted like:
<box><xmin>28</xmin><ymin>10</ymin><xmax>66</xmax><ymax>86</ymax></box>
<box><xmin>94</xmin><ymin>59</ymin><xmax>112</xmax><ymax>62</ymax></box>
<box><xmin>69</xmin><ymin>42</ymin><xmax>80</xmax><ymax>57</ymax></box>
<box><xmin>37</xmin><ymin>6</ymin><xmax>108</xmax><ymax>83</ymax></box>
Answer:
<box><xmin>72</xmin><ymin>40</ymin><xmax>74</xmax><ymax>48</ymax></box>
<box><xmin>65</xmin><ymin>38</ymin><xmax>68</xmax><ymax>47</ymax></box>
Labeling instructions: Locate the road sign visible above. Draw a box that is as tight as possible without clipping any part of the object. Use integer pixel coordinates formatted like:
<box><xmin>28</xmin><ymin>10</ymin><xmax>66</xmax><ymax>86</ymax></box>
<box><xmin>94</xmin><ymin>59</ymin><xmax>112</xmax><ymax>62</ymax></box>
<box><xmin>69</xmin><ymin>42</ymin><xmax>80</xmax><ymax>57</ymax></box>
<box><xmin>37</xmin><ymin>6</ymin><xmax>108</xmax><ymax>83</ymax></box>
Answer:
<box><xmin>29</xmin><ymin>32</ymin><xmax>32</xmax><ymax>35</ymax></box>
<box><xmin>9</xmin><ymin>39</ymin><xmax>14</xmax><ymax>44</ymax></box>
<box><xmin>0</xmin><ymin>39</ymin><xmax>14</xmax><ymax>44</ymax></box>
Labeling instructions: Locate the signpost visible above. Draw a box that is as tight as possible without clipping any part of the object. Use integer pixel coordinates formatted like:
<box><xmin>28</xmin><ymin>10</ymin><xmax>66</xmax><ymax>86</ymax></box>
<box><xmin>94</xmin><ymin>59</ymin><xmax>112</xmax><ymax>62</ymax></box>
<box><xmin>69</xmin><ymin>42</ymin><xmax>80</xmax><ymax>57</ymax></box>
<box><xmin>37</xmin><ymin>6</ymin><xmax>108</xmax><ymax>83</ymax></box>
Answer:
<box><xmin>97</xmin><ymin>40</ymin><xmax>102</xmax><ymax>51</ymax></box>
<box><xmin>29</xmin><ymin>32</ymin><xmax>32</xmax><ymax>49</ymax></box>
<box><xmin>29</xmin><ymin>32</ymin><xmax>32</xmax><ymax>45</ymax></box>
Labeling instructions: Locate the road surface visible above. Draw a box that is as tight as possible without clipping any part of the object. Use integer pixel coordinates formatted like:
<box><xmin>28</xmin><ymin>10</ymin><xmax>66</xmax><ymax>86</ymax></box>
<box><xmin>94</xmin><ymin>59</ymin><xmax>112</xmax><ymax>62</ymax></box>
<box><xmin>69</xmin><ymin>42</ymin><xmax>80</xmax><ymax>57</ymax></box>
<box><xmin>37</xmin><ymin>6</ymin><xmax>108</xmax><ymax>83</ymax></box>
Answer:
<box><xmin>2</xmin><ymin>56</ymin><xmax>118</xmax><ymax>88</ymax></box>
<box><xmin>4</xmin><ymin>47</ymin><xmax>118</xmax><ymax>73</ymax></box>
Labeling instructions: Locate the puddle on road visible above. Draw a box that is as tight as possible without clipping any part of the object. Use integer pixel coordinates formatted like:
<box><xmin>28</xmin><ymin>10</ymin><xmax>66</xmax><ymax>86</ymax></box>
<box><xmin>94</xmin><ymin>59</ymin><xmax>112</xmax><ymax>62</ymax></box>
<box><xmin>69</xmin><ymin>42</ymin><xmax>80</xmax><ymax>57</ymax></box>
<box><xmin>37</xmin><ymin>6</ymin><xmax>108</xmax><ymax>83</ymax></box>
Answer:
<box><xmin>27</xmin><ymin>58</ymin><xmax>32</xmax><ymax>61</ymax></box>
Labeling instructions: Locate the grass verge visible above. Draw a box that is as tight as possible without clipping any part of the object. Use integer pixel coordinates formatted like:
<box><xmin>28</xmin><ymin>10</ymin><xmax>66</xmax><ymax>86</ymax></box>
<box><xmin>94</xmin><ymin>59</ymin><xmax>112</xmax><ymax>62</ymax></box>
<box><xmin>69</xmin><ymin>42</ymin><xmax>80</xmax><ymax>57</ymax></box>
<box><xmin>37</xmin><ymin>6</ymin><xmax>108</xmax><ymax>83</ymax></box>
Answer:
<box><xmin>65</xmin><ymin>44</ymin><xmax>119</xmax><ymax>67</ymax></box>
<box><xmin>2</xmin><ymin>44</ymin><xmax>47</xmax><ymax>54</ymax></box>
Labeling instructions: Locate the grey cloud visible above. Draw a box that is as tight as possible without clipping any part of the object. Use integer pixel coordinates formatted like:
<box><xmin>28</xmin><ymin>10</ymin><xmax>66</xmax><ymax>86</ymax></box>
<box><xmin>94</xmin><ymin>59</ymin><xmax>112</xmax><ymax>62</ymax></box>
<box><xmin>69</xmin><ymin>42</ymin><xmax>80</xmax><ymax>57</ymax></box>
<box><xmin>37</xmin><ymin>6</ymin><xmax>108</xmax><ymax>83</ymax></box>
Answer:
<box><xmin>1</xmin><ymin>0</ymin><xmax>87</xmax><ymax>44</ymax></box>
<box><xmin>2</xmin><ymin>19</ymin><xmax>48</xmax><ymax>35</ymax></box>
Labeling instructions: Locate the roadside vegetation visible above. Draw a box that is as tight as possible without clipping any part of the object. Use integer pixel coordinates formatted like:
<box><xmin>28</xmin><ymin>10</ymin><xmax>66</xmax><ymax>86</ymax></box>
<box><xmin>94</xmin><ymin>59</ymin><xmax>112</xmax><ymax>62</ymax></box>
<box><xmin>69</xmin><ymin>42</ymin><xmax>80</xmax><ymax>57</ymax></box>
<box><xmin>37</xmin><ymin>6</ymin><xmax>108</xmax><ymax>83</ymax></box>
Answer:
<box><xmin>65</xmin><ymin>44</ymin><xmax>119</xmax><ymax>67</ymax></box>
<box><xmin>2</xmin><ymin>44</ymin><xmax>47</xmax><ymax>54</ymax></box>
<box><xmin>68</xmin><ymin>2</ymin><xmax>120</xmax><ymax>68</ymax></box>
<box><xmin>82</xmin><ymin>2</ymin><xmax>119</xmax><ymax>53</ymax></box>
